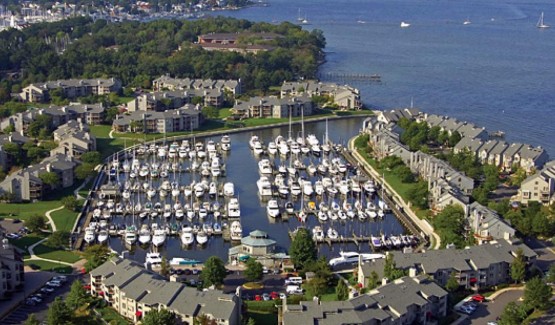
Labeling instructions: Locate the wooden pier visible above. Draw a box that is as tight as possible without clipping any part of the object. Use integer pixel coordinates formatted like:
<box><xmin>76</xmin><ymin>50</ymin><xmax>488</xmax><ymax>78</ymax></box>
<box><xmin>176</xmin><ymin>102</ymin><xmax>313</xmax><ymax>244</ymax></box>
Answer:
<box><xmin>289</xmin><ymin>230</ymin><xmax>372</xmax><ymax>248</ymax></box>
<box><xmin>317</xmin><ymin>72</ymin><xmax>382</xmax><ymax>83</ymax></box>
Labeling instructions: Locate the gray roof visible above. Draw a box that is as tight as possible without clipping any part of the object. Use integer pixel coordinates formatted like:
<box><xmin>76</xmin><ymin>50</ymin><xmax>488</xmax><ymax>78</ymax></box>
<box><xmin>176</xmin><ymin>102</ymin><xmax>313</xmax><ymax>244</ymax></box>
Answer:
<box><xmin>32</xmin><ymin>78</ymin><xmax>119</xmax><ymax>90</ymax></box>
<box><xmin>479</xmin><ymin>140</ymin><xmax>499</xmax><ymax>155</ymax></box>
<box><xmin>468</xmin><ymin>202</ymin><xmax>515</xmax><ymax>240</ymax></box>
<box><xmin>489</xmin><ymin>141</ymin><xmax>508</xmax><ymax>156</ymax></box>
<box><xmin>169</xmin><ymin>287</ymin><xmax>238</xmax><ymax>320</ymax></box>
<box><xmin>425</xmin><ymin>114</ymin><xmax>445</xmax><ymax>127</ymax></box>
<box><xmin>456</xmin><ymin>123</ymin><xmax>487</xmax><ymax>139</ymax></box>
<box><xmin>519</xmin><ymin>145</ymin><xmax>546</xmax><ymax>161</ymax></box>
<box><xmin>153</xmin><ymin>75</ymin><xmax>239</xmax><ymax>91</ymax></box>
<box><xmin>503</xmin><ymin>143</ymin><xmax>523</xmax><ymax>158</ymax></box>
<box><xmin>114</xmin><ymin>105</ymin><xmax>201</xmax><ymax>126</ymax></box>
<box><xmin>454</xmin><ymin>137</ymin><xmax>483</xmax><ymax>153</ymax></box>
<box><xmin>283</xmin><ymin>276</ymin><xmax>447</xmax><ymax>325</ymax></box>
<box><xmin>241</xmin><ymin>230</ymin><xmax>276</xmax><ymax>247</ymax></box>
<box><xmin>360</xmin><ymin>239</ymin><xmax>536</xmax><ymax>278</ymax></box>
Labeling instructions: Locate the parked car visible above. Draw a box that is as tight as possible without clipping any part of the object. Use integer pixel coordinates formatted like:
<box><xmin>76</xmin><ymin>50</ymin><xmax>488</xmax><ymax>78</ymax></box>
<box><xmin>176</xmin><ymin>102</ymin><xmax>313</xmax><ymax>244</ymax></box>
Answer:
<box><xmin>25</xmin><ymin>299</ymin><xmax>36</xmax><ymax>306</ymax></box>
<box><xmin>471</xmin><ymin>294</ymin><xmax>486</xmax><ymax>302</ymax></box>
<box><xmin>46</xmin><ymin>281</ymin><xmax>62</xmax><ymax>287</ymax></box>
<box><xmin>262</xmin><ymin>293</ymin><xmax>271</xmax><ymax>301</ymax></box>
<box><xmin>40</xmin><ymin>287</ymin><xmax>55</xmax><ymax>294</ymax></box>
<box><xmin>52</xmin><ymin>276</ymin><xmax>67</xmax><ymax>283</ymax></box>
<box><xmin>270</xmin><ymin>291</ymin><xmax>279</xmax><ymax>300</ymax></box>
<box><xmin>30</xmin><ymin>295</ymin><xmax>43</xmax><ymax>303</ymax></box>
<box><xmin>279</xmin><ymin>293</ymin><xmax>287</xmax><ymax>300</ymax></box>
<box><xmin>262</xmin><ymin>266</ymin><xmax>269</xmax><ymax>274</ymax></box>
<box><xmin>192</xmin><ymin>269</ymin><xmax>200</xmax><ymax>275</ymax></box>
<box><xmin>255</xmin><ymin>295</ymin><xmax>262</xmax><ymax>301</ymax></box>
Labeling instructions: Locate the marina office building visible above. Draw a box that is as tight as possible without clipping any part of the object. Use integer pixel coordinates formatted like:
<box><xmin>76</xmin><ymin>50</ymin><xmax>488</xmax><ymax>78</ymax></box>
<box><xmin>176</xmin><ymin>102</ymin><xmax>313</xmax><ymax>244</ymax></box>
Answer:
<box><xmin>90</xmin><ymin>257</ymin><xmax>241</xmax><ymax>325</ymax></box>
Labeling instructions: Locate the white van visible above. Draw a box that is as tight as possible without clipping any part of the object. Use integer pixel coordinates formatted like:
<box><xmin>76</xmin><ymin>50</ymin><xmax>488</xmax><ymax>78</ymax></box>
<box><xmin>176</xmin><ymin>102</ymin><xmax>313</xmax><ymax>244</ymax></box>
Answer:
<box><xmin>284</xmin><ymin>277</ymin><xmax>303</xmax><ymax>285</ymax></box>
<box><xmin>286</xmin><ymin>285</ymin><xmax>303</xmax><ymax>295</ymax></box>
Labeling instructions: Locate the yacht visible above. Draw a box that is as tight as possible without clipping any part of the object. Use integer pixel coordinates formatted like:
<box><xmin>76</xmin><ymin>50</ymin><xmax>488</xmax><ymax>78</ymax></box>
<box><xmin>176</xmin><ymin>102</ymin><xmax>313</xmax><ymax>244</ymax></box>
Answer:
<box><xmin>221</xmin><ymin>135</ymin><xmax>231</xmax><ymax>151</ymax></box>
<box><xmin>152</xmin><ymin>228</ymin><xmax>167</xmax><ymax>247</ymax></box>
<box><xmin>97</xmin><ymin>230</ymin><xmax>109</xmax><ymax>244</ymax></box>
<box><xmin>249</xmin><ymin>135</ymin><xmax>260</xmax><ymax>149</ymax></box>
<box><xmin>258</xmin><ymin>159</ymin><xmax>273</xmax><ymax>175</ymax></box>
<box><xmin>213</xmin><ymin>222</ymin><xmax>222</xmax><ymax>235</ymax></box>
<box><xmin>145</xmin><ymin>252</ymin><xmax>162</xmax><ymax>268</ymax></box>
<box><xmin>124</xmin><ymin>226</ymin><xmax>137</xmax><ymax>246</ymax></box>
<box><xmin>257</xmin><ymin>176</ymin><xmax>273</xmax><ymax>196</ymax></box>
<box><xmin>84</xmin><ymin>227</ymin><xmax>96</xmax><ymax>244</ymax></box>
<box><xmin>302</xmin><ymin>180</ymin><xmax>314</xmax><ymax>197</ymax></box>
<box><xmin>284</xmin><ymin>201</ymin><xmax>295</xmax><ymax>214</ymax></box>
<box><xmin>196</xmin><ymin>231</ymin><xmax>209</xmax><ymax>246</ymax></box>
<box><xmin>370</xmin><ymin>235</ymin><xmax>382</xmax><ymax>249</ymax></box>
<box><xmin>327</xmin><ymin>227</ymin><xmax>339</xmax><ymax>240</ymax></box>
<box><xmin>278</xmin><ymin>184</ymin><xmax>290</xmax><ymax>198</ymax></box>
<box><xmin>317</xmin><ymin>210</ymin><xmax>328</xmax><ymax>222</ymax></box>
<box><xmin>223</xmin><ymin>182</ymin><xmax>235</xmax><ymax>197</ymax></box>
<box><xmin>227</xmin><ymin>197</ymin><xmax>241</xmax><ymax>218</ymax></box>
<box><xmin>230</xmin><ymin>220</ymin><xmax>242</xmax><ymax>241</ymax></box>
<box><xmin>266</xmin><ymin>199</ymin><xmax>281</xmax><ymax>218</ymax></box>
<box><xmin>267</xmin><ymin>141</ymin><xmax>277</xmax><ymax>155</ymax></box>
<box><xmin>400</xmin><ymin>21</ymin><xmax>411</xmax><ymax>28</ymax></box>
<box><xmin>329</xmin><ymin>251</ymin><xmax>385</xmax><ymax>267</ymax></box>
<box><xmin>138</xmin><ymin>225</ymin><xmax>151</xmax><ymax>245</ymax></box>
<box><xmin>312</xmin><ymin>226</ymin><xmax>325</xmax><ymax>241</ymax></box>
<box><xmin>181</xmin><ymin>226</ymin><xmax>195</xmax><ymax>246</ymax></box>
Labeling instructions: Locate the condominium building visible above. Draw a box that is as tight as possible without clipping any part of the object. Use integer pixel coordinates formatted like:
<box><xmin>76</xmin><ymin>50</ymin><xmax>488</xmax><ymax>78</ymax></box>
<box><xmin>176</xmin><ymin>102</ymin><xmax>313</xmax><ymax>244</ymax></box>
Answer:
<box><xmin>153</xmin><ymin>75</ymin><xmax>241</xmax><ymax>95</ymax></box>
<box><xmin>90</xmin><ymin>258</ymin><xmax>241</xmax><ymax>325</ymax></box>
<box><xmin>0</xmin><ymin>228</ymin><xmax>24</xmax><ymax>300</ymax></box>
<box><xmin>113</xmin><ymin>104</ymin><xmax>203</xmax><ymax>134</ymax></box>
<box><xmin>281</xmin><ymin>80</ymin><xmax>361</xmax><ymax>110</ymax></box>
<box><xmin>18</xmin><ymin>78</ymin><xmax>121</xmax><ymax>102</ymax></box>
<box><xmin>232</xmin><ymin>95</ymin><xmax>313</xmax><ymax>119</ymax></box>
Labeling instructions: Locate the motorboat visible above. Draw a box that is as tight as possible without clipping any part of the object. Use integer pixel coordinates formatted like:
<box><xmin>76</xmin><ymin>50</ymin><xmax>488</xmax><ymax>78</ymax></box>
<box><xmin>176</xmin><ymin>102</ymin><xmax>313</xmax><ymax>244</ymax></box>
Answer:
<box><xmin>400</xmin><ymin>21</ymin><xmax>411</xmax><ymax>28</ymax></box>
<box><xmin>258</xmin><ymin>159</ymin><xmax>273</xmax><ymax>175</ymax></box>
<box><xmin>196</xmin><ymin>231</ymin><xmax>209</xmax><ymax>246</ymax></box>
<box><xmin>266</xmin><ymin>199</ymin><xmax>281</xmax><ymax>218</ymax></box>
<box><xmin>181</xmin><ymin>226</ymin><xmax>195</xmax><ymax>246</ymax></box>
<box><xmin>267</xmin><ymin>141</ymin><xmax>277</xmax><ymax>155</ymax></box>
<box><xmin>97</xmin><ymin>230</ymin><xmax>109</xmax><ymax>244</ymax></box>
<box><xmin>223</xmin><ymin>182</ymin><xmax>235</xmax><ymax>197</ymax></box>
<box><xmin>213</xmin><ymin>222</ymin><xmax>222</xmax><ymax>235</ymax></box>
<box><xmin>317</xmin><ymin>210</ymin><xmax>328</xmax><ymax>222</ymax></box>
<box><xmin>124</xmin><ymin>226</ymin><xmax>137</xmax><ymax>246</ymax></box>
<box><xmin>138</xmin><ymin>225</ymin><xmax>151</xmax><ymax>245</ymax></box>
<box><xmin>145</xmin><ymin>252</ymin><xmax>162</xmax><ymax>268</ymax></box>
<box><xmin>152</xmin><ymin>228</ymin><xmax>167</xmax><ymax>247</ymax></box>
<box><xmin>327</xmin><ymin>227</ymin><xmax>339</xmax><ymax>240</ymax></box>
<box><xmin>371</xmin><ymin>235</ymin><xmax>382</xmax><ymax>249</ymax></box>
<box><xmin>230</xmin><ymin>221</ymin><xmax>242</xmax><ymax>241</ymax></box>
<box><xmin>257</xmin><ymin>176</ymin><xmax>273</xmax><ymax>196</ymax></box>
<box><xmin>249</xmin><ymin>135</ymin><xmax>260</xmax><ymax>149</ymax></box>
<box><xmin>328</xmin><ymin>251</ymin><xmax>385</xmax><ymax>267</ymax></box>
<box><xmin>84</xmin><ymin>227</ymin><xmax>96</xmax><ymax>244</ymax></box>
<box><xmin>312</xmin><ymin>226</ymin><xmax>325</xmax><ymax>241</ymax></box>
<box><xmin>284</xmin><ymin>201</ymin><xmax>295</xmax><ymax>214</ymax></box>
<box><xmin>227</xmin><ymin>198</ymin><xmax>241</xmax><ymax>218</ymax></box>
<box><xmin>221</xmin><ymin>135</ymin><xmax>231</xmax><ymax>151</ymax></box>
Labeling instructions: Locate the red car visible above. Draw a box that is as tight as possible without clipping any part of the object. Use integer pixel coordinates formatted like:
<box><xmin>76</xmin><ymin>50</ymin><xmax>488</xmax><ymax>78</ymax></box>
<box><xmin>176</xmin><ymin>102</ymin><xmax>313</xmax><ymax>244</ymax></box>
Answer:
<box><xmin>255</xmin><ymin>295</ymin><xmax>262</xmax><ymax>301</ymax></box>
<box><xmin>270</xmin><ymin>292</ymin><xmax>279</xmax><ymax>300</ymax></box>
<box><xmin>471</xmin><ymin>294</ymin><xmax>486</xmax><ymax>302</ymax></box>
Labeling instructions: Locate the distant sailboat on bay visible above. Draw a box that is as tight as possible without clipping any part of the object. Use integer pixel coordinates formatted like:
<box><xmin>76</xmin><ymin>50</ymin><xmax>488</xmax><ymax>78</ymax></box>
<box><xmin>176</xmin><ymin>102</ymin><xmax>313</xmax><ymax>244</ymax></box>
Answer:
<box><xmin>463</xmin><ymin>17</ymin><xmax>471</xmax><ymax>25</ymax></box>
<box><xmin>400</xmin><ymin>21</ymin><xmax>411</xmax><ymax>28</ymax></box>
<box><xmin>537</xmin><ymin>12</ymin><xmax>550</xmax><ymax>29</ymax></box>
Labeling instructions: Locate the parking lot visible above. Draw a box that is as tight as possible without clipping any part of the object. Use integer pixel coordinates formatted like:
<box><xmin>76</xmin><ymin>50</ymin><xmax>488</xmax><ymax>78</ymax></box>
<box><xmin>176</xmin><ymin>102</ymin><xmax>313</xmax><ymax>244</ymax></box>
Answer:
<box><xmin>456</xmin><ymin>290</ymin><xmax>524</xmax><ymax>325</ymax></box>
<box><xmin>1</xmin><ymin>274</ymin><xmax>82</xmax><ymax>324</ymax></box>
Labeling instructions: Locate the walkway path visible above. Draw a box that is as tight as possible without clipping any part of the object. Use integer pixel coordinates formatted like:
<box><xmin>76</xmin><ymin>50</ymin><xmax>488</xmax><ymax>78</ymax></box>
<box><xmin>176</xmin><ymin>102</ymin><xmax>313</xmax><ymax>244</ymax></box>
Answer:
<box><xmin>44</xmin><ymin>206</ymin><xmax>63</xmax><ymax>232</ymax></box>
<box><xmin>74</xmin><ymin>177</ymin><xmax>92</xmax><ymax>201</ymax></box>
<box><xmin>347</xmin><ymin>136</ymin><xmax>441</xmax><ymax>250</ymax></box>
<box><xmin>108</xmin><ymin>129</ymin><xmax>114</xmax><ymax>139</ymax></box>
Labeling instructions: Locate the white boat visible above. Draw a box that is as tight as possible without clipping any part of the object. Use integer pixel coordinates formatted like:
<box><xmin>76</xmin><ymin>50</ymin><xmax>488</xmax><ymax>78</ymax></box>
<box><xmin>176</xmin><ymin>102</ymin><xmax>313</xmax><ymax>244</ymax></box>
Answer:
<box><xmin>138</xmin><ymin>225</ymin><xmax>151</xmax><ymax>245</ymax></box>
<box><xmin>257</xmin><ymin>176</ymin><xmax>273</xmax><ymax>196</ymax></box>
<box><xmin>329</xmin><ymin>251</ymin><xmax>385</xmax><ymax>267</ymax></box>
<box><xmin>371</xmin><ymin>235</ymin><xmax>382</xmax><ymax>249</ymax></box>
<box><xmin>196</xmin><ymin>231</ymin><xmax>209</xmax><ymax>245</ymax></box>
<box><xmin>223</xmin><ymin>182</ymin><xmax>235</xmax><ymax>197</ymax></box>
<box><xmin>258</xmin><ymin>159</ymin><xmax>273</xmax><ymax>175</ymax></box>
<box><xmin>124</xmin><ymin>226</ymin><xmax>137</xmax><ymax>245</ymax></box>
<box><xmin>97</xmin><ymin>230</ymin><xmax>109</xmax><ymax>244</ymax></box>
<box><xmin>463</xmin><ymin>17</ymin><xmax>471</xmax><ymax>25</ymax></box>
<box><xmin>284</xmin><ymin>201</ymin><xmax>295</xmax><ymax>214</ymax></box>
<box><xmin>267</xmin><ymin>141</ymin><xmax>277</xmax><ymax>155</ymax></box>
<box><xmin>221</xmin><ymin>135</ymin><xmax>231</xmax><ymax>151</ymax></box>
<box><xmin>537</xmin><ymin>12</ymin><xmax>550</xmax><ymax>28</ymax></box>
<box><xmin>180</xmin><ymin>226</ymin><xmax>195</xmax><ymax>246</ymax></box>
<box><xmin>266</xmin><ymin>199</ymin><xmax>281</xmax><ymax>218</ymax></box>
<box><xmin>253</xmin><ymin>141</ymin><xmax>264</xmax><ymax>155</ymax></box>
<box><xmin>145</xmin><ymin>252</ymin><xmax>162</xmax><ymax>268</ymax></box>
<box><xmin>84</xmin><ymin>228</ymin><xmax>96</xmax><ymax>244</ymax></box>
<box><xmin>302</xmin><ymin>180</ymin><xmax>314</xmax><ymax>196</ymax></box>
<box><xmin>312</xmin><ymin>226</ymin><xmax>325</xmax><ymax>241</ymax></box>
<box><xmin>213</xmin><ymin>222</ymin><xmax>222</xmax><ymax>235</ymax></box>
<box><xmin>249</xmin><ymin>135</ymin><xmax>260</xmax><ymax>149</ymax></box>
<box><xmin>317</xmin><ymin>210</ymin><xmax>328</xmax><ymax>222</ymax></box>
<box><xmin>400</xmin><ymin>21</ymin><xmax>411</xmax><ymax>28</ymax></box>
<box><xmin>152</xmin><ymin>228</ymin><xmax>167</xmax><ymax>247</ymax></box>
<box><xmin>327</xmin><ymin>227</ymin><xmax>339</xmax><ymax>239</ymax></box>
<box><xmin>230</xmin><ymin>221</ymin><xmax>242</xmax><ymax>241</ymax></box>
<box><xmin>227</xmin><ymin>197</ymin><xmax>241</xmax><ymax>218</ymax></box>
<box><xmin>290</xmin><ymin>182</ymin><xmax>302</xmax><ymax>196</ymax></box>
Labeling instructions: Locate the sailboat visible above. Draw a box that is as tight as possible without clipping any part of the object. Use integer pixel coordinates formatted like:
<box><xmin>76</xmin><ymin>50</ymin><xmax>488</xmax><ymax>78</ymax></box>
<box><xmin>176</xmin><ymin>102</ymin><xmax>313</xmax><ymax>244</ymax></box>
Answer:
<box><xmin>537</xmin><ymin>12</ymin><xmax>550</xmax><ymax>29</ymax></box>
<box><xmin>463</xmin><ymin>17</ymin><xmax>471</xmax><ymax>25</ymax></box>
<box><xmin>400</xmin><ymin>21</ymin><xmax>411</xmax><ymax>28</ymax></box>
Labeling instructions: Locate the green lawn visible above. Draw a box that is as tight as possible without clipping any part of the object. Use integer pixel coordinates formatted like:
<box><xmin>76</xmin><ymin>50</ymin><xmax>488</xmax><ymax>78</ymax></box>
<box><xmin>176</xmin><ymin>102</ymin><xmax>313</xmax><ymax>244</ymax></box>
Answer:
<box><xmin>32</xmin><ymin>244</ymin><xmax>81</xmax><ymax>263</ymax></box>
<box><xmin>246</xmin><ymin>311</ymin><xmax>278</xmax><ymax>325</ymax></box>
<box><xmin>0</xmin><ymin>200</ymin><xmax>62</xmax><ymax>221</ymax></box>
<box><xmin>50</xmin><ymin>208</ymin><xmax>80</xmax><ymax>232</ymax></box>
<box><xmin>9</xmin><ymin>233</ymin><xmax>47</xmax><ymax>258</ymax></box>
<box><xmin>78</xmin><ymin>177</ymin><xmax>95</xmax><ymax>198</ymax></box>
<box><xmin>97</xmin><ymin>306</ymin><xmax>130</xmax><ymax>325</ymax></box>
<box><xmin>24</xmin><ymin>260</ymin><xmax>73</xmax><ymax>273</ymax></box>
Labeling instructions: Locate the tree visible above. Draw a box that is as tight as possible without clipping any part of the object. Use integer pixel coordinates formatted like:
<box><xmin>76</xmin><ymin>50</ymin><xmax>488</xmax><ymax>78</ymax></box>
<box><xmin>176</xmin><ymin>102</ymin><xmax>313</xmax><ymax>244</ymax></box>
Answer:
<box><xmin>498</xmin><ymin>301</ymin><xmax>526</xmax><ymax>325</ymax></box>
<box><xmin>201</xmin><ymin>106</ymin><xmax>219</xmax><ymax>119</ymax></box>
<box><xmin>406</xmin><ymin>180</ymin><xmax>429</xmax><ymax>209</ymax></box>
<box><xmin>432</xmin><ymin>204</ymin><xmax>467</xmax><ymax>248</ymax></box>
<box><xmin>448</xmin><ymin>131</ymin><xmax>462</xmax><ymax>147</ymax></box>
<box><xmin>367</xmin><ymin>271</ymin><xmax>380</xmax><ymax>290</ymax></box>
<box><xmin>336</xmin><ymin>279</ymin><xmax>348</xmax><ymax>300</ymax></box>
<box><xmin>80</xmin><ymin>151</ymin><xmax>102</xmax><ymax>165</ymax></box>
<box><xmin>75</xmin><ymin>163</ymin><xmax>96</xmax><ymax>180</ymax></box>
<box><xmin>546</xmin><ymin>263</ymin><xmax>555</xmax><ymax>284</ymax></box>
<box><xmin>523</xmin><ymin>277</ymin><xmax>552</xmax><ymax>311</ymax></box>
<box><xmin>244</xmin><ymin>258</ymin><xmax>263</xmax><ymax>282</ymax></box>
<box><xmin>66</xmin><ymin>280</ymin><xmax>88</xmax><ymax>310</ymax></box>
<box><xmin>25</xmin><ymin>214</ymin><xmax>47</xmax><ymax>233</ymax></box>
<box><xmin>445</xmin><ymin>272</ymin><xmax>459</xmax><ymax>292</ymax></box>
<box><xmin>23</xmin><ymin>314</ymin><xmax>40</xmax><ymax>325</ymax></box>
<box><xmin>304</xmin><ymin>275</ymin><xmax>328</xmax><ymax>298</ymax></box>
<box><xmin>39</xmin><ymin>172</ymin><xmax>60</xmax><ymax>188</ymax></box>
<box><xmin>160</xmin><ymin>256</ymin><xmax>170</xmax><ymax>278</ymax></box>
<box><xmin>46</xmin><ymin>231</ymin><xmax>70</xmax><ymax>249</ymax></box>
<box><xmin>142</xmin><ymin>308</ymin><xmax>177</xmax><ymax>325</ymax></box>
<box><xmin>510</xmin><ymin>248</ymin><xmax>526</xmax><ymax>284</ymax></box>
<box><xmin>200</xmin><ymin>256</ymin><xmax>227</xmax><ymax>288</ymax></box>
<box><xmin>83</xmin><ymin>244</ymin><xmax>111</xmax><ymax>271</ymax></box>
<box><xmin>61</xmin><ymin>195</ymin><xmax>79</xmax><ymax>211</ymax></box>
<box><xmin>46</xmin><ymin>297</ymin><xmax>73</xmax><ymax>325</ymax></box>
<box><xmin>289</xmin><ymin>228</ymin><xmax>317</xmax><ymax>270</ymax></box>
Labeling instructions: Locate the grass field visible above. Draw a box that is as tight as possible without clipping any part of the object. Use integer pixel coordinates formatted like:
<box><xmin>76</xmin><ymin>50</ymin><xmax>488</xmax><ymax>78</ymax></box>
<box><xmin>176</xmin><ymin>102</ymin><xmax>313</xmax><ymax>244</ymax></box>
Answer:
<box><xmin>246</xmin><ymin>311</ymin><xmax>278</xmax><ymax>325</ymax></box>
<box><xmin>50</xmin><ymin>208</ymin><xmax>80</xmax><ymax>232</ymax></box>
<box><xmin>24</xmin><ymin>260</ymin><xmax>73</xmax><ymax>273</ymax></box>
<box><xmin>0</xmin><ymin>200</ymin><xmax>62</xmax><ymax>221</ymax></box>
<box><xmin>9</xmin><ymin>233</ymin><xmax>47</xmax><ymax>257</ymax></box>
<box><xmin>97</xmin><ymin>306</ymin><xmax>131</xmax><ymax>325</ymax></box>
<box><xmin>32</xmin><ymin>244</ymin><xmax>81</xmax><ymax>263</ymax></box>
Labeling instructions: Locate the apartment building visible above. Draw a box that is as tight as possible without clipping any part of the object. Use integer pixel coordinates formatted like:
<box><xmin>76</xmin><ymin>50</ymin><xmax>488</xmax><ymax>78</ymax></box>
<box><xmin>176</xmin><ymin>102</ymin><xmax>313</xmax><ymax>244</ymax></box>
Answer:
<box><xmin>0</xmin><ymin>132</ymin><xmax>29</xmax><ymax>172</ymax></box>
<box><xmin>127</xmin><ymin>89</ymin><xmax>223</xmax><ymax>111</ymax></box>
<box><xmin>18</xmin><ymin>78</ymin><xmax>121</xmax><ymax>102</ymax></box>
<box><xmin>113</xmin><ymin>105</ymin><xmax>203</xmax><ymax>134</ymax></box>
<box><xmin>518</xmin><ymin>161</ymin><xmax>555</xmax><ymax>205</ymax></box>
<box><xmin>51</xmin><ymin>120</ymin><xmax>97</xmax><ymax>159</ymax></box>
<box><xmin>232</xmin><ymin>95</ymin><xmax>313</xmax><ymax>119</ymax></box>
<box><xmin>358</xmin><ymin>239</ymin><xmax>536</xmax><ymax>290</ymax></box>
<box><xmin>281</xmin><ymin>80</ymin><xmax>362</xmax><ymax>110</ymax></box>
<box><xmin>0</xmin><ymin>228</ymin><xmax>24</xmax><ymax>300</ymax></box>
<box><xmin>152</xmin><ymin>75</ymin><xmax>241</xmax><ymax>95</ymax></box>
<box><xmin>283</xmin><ymin>275</ymin><xmax>447</xmax><ymax>325</ymax></box>
<box><xmin>90</xmin><ymin>258</ymin><xmax>241</xmax><ymax>325</ymax></box>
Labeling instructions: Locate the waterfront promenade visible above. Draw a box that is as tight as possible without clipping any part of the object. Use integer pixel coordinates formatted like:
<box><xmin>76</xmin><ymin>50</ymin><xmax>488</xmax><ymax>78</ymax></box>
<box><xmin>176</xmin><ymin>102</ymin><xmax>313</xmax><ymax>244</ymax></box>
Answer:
<box><xmin>347</xmin><ymin>136</ymin><xmax>441</xmax><ymax>249</ymax></box>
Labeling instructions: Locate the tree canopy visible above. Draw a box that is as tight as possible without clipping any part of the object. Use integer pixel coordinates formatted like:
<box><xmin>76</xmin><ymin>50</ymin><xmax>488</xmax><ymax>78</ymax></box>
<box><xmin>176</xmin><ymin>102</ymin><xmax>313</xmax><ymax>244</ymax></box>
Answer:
<box><xmin>244</xmin><ymin>258</ymin><xmax>263</xmax><ymax>282</ymax></box>
<box><xmin>289</xmin><ymin>227</ymin><xmax>317</xmax><ymax>270</ymax></box>
<box><xmin>142</xmin><ymin>308</ymin><xmax>177</xmax><ymax>325</ymax></box>
<box><xmin>523</xmin><ymin>277</ymin><xmax>552</xmax><ymax>311</ymax></box>
<box><xmin>200</xmin><ymin>256</ymin><xmax>227</xmax><ymax>288</ymax></box>
<box><xmin>432</xmin><ymin>204</ymin><xmax>468</xmax><ymax>248</ymax></box>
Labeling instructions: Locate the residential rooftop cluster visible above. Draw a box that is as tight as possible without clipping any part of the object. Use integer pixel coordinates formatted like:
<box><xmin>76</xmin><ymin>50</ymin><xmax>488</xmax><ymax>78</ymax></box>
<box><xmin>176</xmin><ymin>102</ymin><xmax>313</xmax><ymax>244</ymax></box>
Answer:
<box><xmin>281</xmin><ymin>80</ymin><xmax>362</xmax><ymax>110</ymax></box>
<box><xmin>17</xmin><ymin>78</ymin><xmax>122</xmax><ymax>103</ymax></box>
<box><xmin>283</xmin><ymin>275</ymin><xmax>448</xmax><ymax>325</ymax></box>
<box><xmin>364</xmin><ymin>109</ymin><xmax>515</xmax><ymax>244</ymax></box>
<box><xmin>90</xmin><ymin>257</ymin><xmax>241</xmax><ymax>325</ymax></box>
<box><xmin>113</xmin><ymin>104</ymin><xmax>203</xmax><ymax>134</ymax></box>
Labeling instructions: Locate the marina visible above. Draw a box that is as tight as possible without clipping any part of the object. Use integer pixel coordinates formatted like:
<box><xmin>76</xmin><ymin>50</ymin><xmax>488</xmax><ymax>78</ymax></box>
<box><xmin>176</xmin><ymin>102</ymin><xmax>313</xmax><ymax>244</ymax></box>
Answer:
<box><xmin>78</xmin><ymin>119</ymin><xmax>413</xmax><ymax>264</ymax></box>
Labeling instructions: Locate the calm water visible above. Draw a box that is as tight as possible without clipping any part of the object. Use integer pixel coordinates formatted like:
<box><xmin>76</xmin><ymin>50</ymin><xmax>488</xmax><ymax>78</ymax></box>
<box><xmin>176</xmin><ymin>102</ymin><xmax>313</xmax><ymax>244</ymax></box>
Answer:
<box><xmin>109</xmin><ymin>118</ymin><xmax>406</xmax><ymax>263</ymax></box>
<box><xmin>215</xmin><ymin>0</ymin><xmax>555</xmax><ymax>155</ymax></box>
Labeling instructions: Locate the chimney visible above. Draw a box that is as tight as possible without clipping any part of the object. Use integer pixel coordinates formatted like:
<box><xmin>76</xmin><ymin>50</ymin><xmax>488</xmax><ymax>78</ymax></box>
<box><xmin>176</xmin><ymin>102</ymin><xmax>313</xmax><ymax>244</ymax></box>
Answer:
<box><xmin>409</xmin><ymin>267</ymin><xmax>417</xmax><ymax>278</ymax></box>
<box><xmin>382</xmin><ymin>277</ymin><xmax>388</xmax><ymax>286</ymax></box>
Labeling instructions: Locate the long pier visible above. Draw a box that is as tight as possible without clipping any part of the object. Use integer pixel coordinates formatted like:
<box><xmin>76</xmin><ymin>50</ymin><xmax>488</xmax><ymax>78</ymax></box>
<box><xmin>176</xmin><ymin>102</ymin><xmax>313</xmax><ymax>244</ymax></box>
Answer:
<box><xmin>318</xmin><ymin>72</ymin><xmax>382</xmax><ymax>83</ymax></box>
<box><xmin>289</xmin><ymin>230</ymin><xmax>372</xmax><ymax>248</ymax></box>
